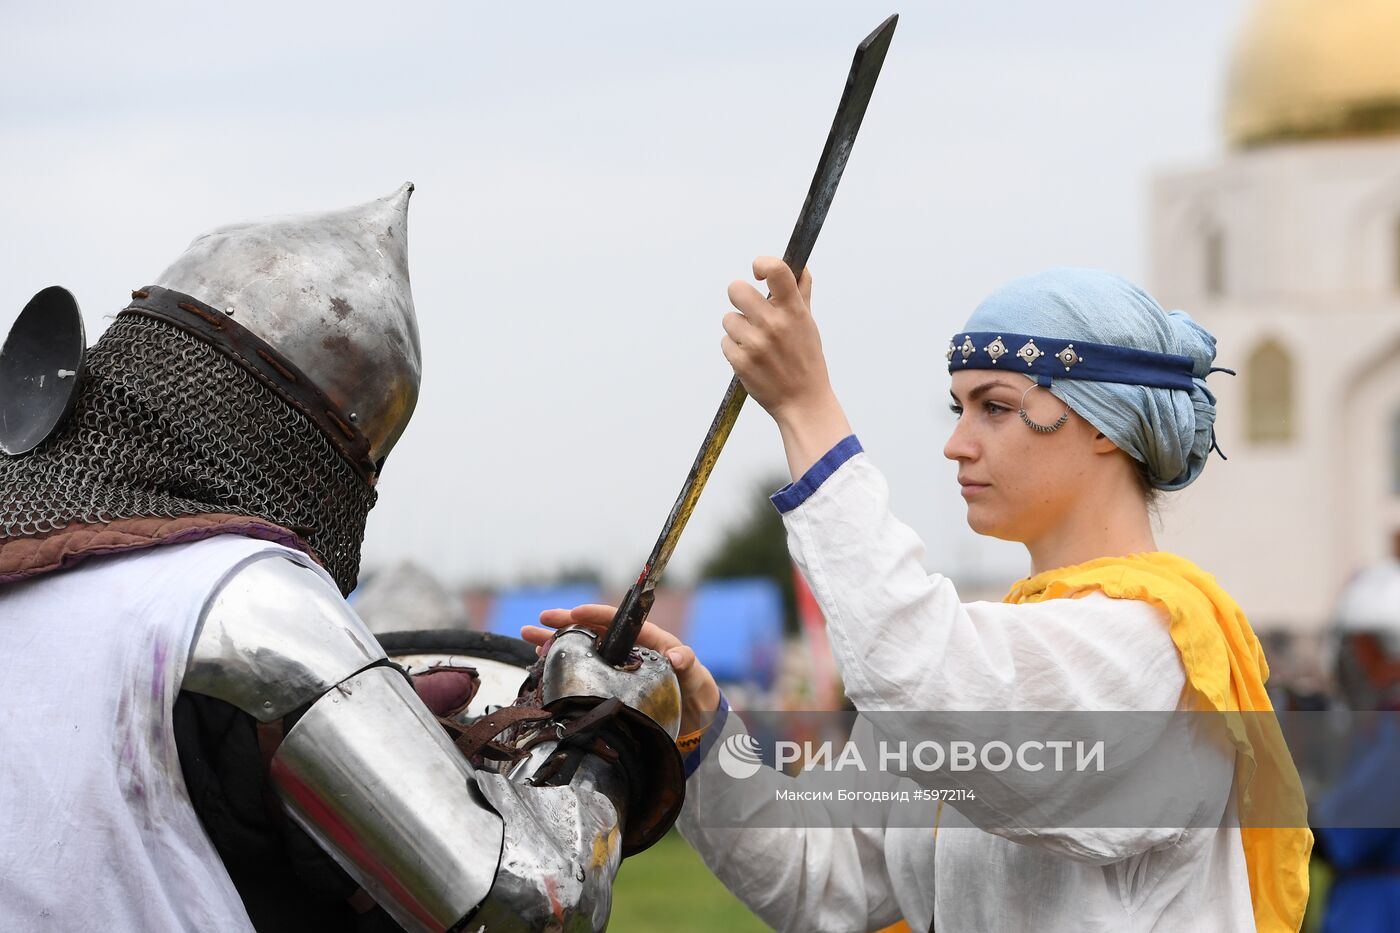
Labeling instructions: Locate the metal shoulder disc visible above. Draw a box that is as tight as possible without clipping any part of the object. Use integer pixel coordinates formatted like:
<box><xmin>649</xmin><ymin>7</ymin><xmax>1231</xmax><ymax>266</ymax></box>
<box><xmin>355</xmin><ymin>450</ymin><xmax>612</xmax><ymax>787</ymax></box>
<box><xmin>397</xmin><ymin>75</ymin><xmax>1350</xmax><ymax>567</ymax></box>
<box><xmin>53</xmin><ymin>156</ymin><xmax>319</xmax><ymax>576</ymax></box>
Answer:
<box><xmin>0</xmin><ymin>286</ymin><xmax>86</xmax><ymax>456</ymax></box>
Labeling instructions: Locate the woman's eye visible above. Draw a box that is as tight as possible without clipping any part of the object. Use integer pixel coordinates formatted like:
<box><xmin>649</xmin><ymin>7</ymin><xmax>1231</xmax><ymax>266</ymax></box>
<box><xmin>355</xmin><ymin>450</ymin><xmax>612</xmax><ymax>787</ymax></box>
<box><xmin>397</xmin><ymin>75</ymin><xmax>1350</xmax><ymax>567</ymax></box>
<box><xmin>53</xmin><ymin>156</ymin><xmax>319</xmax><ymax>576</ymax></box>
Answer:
<box><xmin>983</xmin><ymin>402</ymin><xmax>1011</xmax><ymax>416</ymax></box>
<box><xmin>948</xmin><ymin>403</ymin><xmax>964</xmax><ymax>418</ymax></box>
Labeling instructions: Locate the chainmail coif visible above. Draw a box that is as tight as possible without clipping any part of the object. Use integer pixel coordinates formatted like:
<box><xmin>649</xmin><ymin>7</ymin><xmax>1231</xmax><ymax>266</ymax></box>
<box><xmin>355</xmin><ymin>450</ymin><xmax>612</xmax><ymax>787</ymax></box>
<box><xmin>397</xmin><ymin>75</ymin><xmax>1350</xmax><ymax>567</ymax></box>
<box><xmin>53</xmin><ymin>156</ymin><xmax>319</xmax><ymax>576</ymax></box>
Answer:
<box><xmin>0</xmin><ymin>313</ymin><xmax>376</xmax><ymax>593</ymax></box>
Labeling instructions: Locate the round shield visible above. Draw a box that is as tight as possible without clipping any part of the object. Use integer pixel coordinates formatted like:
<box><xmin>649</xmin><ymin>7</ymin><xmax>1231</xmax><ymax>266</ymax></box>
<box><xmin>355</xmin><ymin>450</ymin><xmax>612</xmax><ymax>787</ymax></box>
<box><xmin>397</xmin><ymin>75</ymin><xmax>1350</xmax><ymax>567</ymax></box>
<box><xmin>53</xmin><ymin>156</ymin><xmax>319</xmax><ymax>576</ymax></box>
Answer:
<box><xmin>0</xmin><ymin>286</ymin><xmax>86</xmax><ymax>456</ymax></box>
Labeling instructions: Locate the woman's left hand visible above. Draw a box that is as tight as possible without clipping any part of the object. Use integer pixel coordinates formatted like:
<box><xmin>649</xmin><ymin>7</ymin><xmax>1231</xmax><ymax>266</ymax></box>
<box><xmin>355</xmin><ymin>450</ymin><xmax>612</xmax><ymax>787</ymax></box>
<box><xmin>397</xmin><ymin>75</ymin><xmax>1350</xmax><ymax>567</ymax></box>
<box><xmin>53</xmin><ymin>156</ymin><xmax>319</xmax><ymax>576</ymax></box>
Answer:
<box><xmin>523</xmin><ymin>604</ymin><xmax>721</xmax><ymax>736</ymax></box>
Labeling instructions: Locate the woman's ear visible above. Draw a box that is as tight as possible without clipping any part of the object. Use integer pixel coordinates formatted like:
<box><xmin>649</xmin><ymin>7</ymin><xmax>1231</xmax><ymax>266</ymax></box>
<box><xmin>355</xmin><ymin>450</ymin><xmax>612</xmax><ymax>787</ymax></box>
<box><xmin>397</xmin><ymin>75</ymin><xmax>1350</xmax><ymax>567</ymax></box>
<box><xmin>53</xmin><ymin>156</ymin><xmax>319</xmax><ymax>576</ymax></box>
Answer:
<box><xmin>1091</xmin><ymin>430</ymin><xmax>1120</xmax><ymax>455</ymax></box>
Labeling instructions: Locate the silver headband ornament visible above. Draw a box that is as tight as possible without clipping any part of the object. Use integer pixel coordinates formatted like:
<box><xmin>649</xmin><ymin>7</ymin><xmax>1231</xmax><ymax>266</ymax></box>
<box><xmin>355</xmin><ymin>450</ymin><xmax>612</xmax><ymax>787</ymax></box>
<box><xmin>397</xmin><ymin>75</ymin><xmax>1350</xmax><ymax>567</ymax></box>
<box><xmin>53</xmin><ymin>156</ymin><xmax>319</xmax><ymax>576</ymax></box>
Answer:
<box><xmin>946</xmin><ymin>331</ymin><xmax>1195</xmax><ymax>391</ymax></box>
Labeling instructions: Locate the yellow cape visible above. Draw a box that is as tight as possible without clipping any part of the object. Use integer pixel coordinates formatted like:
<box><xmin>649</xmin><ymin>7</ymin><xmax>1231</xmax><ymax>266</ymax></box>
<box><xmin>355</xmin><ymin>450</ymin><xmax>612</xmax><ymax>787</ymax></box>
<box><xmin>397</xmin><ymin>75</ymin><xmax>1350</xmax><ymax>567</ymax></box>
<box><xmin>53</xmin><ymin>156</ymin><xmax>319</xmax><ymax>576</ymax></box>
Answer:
<box><xmin>881</xmin><ymin>552</ymin><xmax>1311</xmax><ymax>933</ymax></box>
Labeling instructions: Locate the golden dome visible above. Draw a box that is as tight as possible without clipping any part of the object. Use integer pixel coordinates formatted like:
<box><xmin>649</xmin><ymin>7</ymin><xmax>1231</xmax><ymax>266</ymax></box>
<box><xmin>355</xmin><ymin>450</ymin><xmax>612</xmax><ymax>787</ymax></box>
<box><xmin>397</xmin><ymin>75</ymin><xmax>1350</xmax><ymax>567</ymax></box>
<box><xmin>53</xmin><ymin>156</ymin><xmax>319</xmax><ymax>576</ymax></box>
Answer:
<box><xmin>1225</xmin><ymin>0</ymin><xmax>1400</xmax><ymax>147</ymax></box>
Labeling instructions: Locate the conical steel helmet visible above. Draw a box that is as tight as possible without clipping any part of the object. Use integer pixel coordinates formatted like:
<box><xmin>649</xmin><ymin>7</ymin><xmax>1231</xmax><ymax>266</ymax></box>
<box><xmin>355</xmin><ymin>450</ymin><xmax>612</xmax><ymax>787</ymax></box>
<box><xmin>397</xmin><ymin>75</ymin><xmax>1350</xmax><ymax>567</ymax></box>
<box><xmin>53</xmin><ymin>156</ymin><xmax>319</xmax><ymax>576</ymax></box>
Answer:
<box><xmin>154</xmin><ymin>183</ymin><xmax>421</xmax><ymax>471</ymax></box>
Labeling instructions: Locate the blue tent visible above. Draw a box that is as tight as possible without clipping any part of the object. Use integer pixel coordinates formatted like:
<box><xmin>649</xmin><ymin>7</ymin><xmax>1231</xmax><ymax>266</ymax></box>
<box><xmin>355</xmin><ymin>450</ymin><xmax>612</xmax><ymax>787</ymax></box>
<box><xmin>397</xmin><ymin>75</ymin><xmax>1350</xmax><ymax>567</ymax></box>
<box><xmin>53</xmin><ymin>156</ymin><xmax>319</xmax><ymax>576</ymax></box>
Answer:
<box><xmin>486</xmin><ymin>584</ymin><xmax>602</xmax><ymax>638</ymax></box>
<box><xmin>683</xmin><ymin>578</ymin><xmax>784</xmax><ymax>689</ymax></box>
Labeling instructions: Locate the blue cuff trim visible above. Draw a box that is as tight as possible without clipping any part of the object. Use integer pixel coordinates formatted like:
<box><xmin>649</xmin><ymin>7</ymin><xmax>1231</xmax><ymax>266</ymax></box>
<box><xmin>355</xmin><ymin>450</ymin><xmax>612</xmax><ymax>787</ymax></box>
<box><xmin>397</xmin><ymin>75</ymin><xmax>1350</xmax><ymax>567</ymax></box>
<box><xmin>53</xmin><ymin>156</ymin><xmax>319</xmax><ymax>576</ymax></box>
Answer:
<box><xmin>682</xmin><ymin>693</ymin><xmax>731</xmax><ymax>779</ymax></box>
<box><xmin>770</xmin><ymin>435</ymin><xmax>864</xmax><ymax>514</ymax></box>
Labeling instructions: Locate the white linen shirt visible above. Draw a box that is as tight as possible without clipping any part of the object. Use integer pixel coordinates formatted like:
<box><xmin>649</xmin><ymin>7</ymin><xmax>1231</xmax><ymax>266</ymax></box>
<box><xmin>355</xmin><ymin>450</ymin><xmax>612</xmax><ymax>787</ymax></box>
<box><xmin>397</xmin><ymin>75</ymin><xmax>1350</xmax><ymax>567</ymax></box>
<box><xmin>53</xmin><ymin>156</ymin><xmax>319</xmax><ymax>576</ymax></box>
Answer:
<box><xmin>0</xmin><ymin>535</ymin><xmax>330</xmax><ymax>932</ymax></box>
<box><xmin>677</xmin><ymin>443</ymin><xmax>1254</xmax><ymax>932</ymax></box>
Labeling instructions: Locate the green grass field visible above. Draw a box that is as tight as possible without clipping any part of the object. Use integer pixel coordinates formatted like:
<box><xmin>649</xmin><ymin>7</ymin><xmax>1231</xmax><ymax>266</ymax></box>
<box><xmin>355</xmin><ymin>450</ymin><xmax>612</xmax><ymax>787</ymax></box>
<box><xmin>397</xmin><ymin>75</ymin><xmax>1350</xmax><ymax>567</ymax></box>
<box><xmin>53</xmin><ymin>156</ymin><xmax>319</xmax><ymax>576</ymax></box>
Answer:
<box><xmin>609</xmin><ymin>831</ymin><xmax>771</xmax><ymax>932</ymax></box>
<box><xmin>610</xmin><ymin>832</ymin><xmax>1337</xmax><ymax>931</ymax></box>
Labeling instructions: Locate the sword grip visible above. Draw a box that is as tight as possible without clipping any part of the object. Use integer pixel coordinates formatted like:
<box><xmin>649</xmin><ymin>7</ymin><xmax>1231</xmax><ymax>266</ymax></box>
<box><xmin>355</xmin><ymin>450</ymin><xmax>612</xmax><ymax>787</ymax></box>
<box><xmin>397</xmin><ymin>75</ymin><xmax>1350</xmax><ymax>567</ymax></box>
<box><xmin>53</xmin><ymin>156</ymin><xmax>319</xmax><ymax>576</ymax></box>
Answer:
<box><xmin>597</xmin><ymin>582</ymin><xmax>655</xmax><ymax>666</ymax></box>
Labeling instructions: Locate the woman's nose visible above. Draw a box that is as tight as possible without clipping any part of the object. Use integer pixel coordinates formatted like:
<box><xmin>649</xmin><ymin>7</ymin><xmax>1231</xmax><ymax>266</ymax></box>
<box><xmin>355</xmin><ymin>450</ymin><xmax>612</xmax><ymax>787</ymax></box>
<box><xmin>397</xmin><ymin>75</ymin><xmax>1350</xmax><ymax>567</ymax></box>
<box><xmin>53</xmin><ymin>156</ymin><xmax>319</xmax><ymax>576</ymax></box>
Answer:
<box><xmin>943</xmin><ymin>417</ymin><xmax>977</xmax><ymax>462</ymax></box>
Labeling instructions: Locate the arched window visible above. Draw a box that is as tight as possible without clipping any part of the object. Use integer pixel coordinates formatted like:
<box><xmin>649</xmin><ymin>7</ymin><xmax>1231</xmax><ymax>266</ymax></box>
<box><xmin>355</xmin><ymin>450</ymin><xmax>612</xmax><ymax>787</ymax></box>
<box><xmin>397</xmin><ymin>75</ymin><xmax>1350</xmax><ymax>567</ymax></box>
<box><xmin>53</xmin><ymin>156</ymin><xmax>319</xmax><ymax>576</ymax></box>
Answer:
<box><xmin>1246</xmin><ymin>339</ymin><xmax>1293</xmax><ymax>443</ymax></box>
<box><xmin>1204</xmin><ymin>226</ymin><xmax>1226</xmax><ymax>298</ymax></box>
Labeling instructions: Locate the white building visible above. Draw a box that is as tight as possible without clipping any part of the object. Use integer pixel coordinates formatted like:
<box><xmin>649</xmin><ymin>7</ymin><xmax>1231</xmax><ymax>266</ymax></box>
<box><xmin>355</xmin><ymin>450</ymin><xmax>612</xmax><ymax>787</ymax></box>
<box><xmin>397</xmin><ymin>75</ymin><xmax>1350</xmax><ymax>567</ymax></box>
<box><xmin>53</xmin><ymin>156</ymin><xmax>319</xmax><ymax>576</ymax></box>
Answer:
<box><xmin>1153</xmin><ymin>0</ymin><xmax>1400</xmax><ymax>638</ymax></box>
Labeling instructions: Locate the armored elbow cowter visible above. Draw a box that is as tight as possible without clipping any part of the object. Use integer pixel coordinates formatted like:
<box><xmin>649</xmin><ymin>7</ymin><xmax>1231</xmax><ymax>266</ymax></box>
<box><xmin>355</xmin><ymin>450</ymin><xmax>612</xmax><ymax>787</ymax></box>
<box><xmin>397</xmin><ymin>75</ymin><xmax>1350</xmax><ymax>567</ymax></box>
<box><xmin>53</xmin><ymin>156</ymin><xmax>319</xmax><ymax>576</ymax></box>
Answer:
<box><xmin>183</xmin><ymin>553</ymin><xmax>684</xmax><ymax>932</ymax></box>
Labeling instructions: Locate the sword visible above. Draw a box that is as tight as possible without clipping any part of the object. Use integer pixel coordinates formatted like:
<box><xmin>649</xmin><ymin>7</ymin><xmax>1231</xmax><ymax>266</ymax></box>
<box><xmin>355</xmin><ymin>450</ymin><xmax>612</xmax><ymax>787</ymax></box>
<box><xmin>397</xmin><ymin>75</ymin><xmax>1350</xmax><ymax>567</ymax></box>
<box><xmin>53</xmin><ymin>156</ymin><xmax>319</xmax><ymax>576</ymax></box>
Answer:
<box><xmin>597</xmin><ymin>14</ymin><xmax>898</xmax><ymax>666</ymax></box>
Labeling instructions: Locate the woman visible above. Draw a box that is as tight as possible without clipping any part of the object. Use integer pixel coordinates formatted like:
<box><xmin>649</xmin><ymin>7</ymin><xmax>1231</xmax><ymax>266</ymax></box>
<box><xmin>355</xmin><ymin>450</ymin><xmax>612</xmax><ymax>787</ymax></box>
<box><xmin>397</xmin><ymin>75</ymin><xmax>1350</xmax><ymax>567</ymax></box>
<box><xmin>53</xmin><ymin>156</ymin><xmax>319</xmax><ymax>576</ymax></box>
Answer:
<box><xmin>525</xmin><ymin>264</ymin><xmax>1311</xmax><ymax>931</ymax></box>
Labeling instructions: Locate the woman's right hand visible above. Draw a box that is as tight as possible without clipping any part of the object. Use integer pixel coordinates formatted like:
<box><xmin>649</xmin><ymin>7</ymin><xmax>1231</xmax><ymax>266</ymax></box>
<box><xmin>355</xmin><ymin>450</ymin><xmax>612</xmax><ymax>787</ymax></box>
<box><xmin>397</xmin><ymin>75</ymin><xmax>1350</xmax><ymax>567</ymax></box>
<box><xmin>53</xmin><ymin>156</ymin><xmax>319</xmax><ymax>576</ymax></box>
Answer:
<box><xmin>722</xmin><ymin>256</ymin><xmax>853</xmax><ymax>480</ymax></box>
<box><xmin>523</xmin><ymin>603</ymin><xmax>721</xmax><ymax>737</ymax></box>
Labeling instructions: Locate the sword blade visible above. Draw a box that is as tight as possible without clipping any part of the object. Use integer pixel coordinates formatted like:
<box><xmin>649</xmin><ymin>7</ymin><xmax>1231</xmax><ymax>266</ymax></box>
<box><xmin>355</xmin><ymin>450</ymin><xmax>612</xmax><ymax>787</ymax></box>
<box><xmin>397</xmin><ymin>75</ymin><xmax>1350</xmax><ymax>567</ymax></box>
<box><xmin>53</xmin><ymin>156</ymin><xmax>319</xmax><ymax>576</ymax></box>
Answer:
<box><xmin>597</xmin><ymin>14</ymin><xmax>898</xmax><ymax>665</ymax></box>
<box><xmin>784</xmin><ymin>13</ymin><xmax>899</xmax><ymax>276</ymax></box>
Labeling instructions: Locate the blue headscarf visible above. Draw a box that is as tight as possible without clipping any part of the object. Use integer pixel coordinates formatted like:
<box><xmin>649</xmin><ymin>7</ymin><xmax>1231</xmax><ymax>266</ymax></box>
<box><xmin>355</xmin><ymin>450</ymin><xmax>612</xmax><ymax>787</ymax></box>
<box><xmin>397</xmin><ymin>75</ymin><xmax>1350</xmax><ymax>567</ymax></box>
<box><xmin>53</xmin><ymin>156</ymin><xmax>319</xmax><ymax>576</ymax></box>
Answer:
<box><xmin>960</xmin><ymin>268</ymin><xmax>1221</xmax><ymax>491</ymax></box>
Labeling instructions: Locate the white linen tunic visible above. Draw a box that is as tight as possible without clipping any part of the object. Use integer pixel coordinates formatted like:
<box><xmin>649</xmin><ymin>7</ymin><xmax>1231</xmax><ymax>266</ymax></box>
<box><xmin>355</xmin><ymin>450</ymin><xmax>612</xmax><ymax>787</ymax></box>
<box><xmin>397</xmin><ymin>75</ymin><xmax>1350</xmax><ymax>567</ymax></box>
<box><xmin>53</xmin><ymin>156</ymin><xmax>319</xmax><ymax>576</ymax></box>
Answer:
<box><xmin>678</xmin><ymin>443</ymin><xmax>1254</xmax><ymax>932</ymax></box>
<box><xmin>0</xmin><ymin>535</ymin><xmax>328</xmax><ymax>932</ymax></box>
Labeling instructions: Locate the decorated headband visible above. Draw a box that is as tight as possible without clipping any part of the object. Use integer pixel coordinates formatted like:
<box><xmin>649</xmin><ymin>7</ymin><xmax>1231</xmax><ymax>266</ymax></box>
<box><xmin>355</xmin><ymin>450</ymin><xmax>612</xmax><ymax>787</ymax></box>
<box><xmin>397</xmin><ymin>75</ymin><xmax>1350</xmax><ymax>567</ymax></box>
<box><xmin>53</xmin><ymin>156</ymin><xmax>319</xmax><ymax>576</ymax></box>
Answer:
<box><xmin>945</xmin><ymin>331</ymin><xmax>1198</xmax><ymax>390</ymax></box>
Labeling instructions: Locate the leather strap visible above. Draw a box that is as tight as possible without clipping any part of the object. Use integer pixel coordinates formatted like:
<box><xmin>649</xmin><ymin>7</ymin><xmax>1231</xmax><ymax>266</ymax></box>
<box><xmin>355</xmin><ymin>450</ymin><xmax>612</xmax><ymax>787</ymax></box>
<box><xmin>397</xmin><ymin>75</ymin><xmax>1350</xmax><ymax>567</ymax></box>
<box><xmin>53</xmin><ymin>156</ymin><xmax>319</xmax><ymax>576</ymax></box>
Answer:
<box><xmin>527</xmin><ymin>698</ymin><xmax>626</xmax><ymax>787</ymax></box>
<box><xmin>444</xmin><ymin>706</ymin><xmax>554</xmax><ymax>762</ymax></box>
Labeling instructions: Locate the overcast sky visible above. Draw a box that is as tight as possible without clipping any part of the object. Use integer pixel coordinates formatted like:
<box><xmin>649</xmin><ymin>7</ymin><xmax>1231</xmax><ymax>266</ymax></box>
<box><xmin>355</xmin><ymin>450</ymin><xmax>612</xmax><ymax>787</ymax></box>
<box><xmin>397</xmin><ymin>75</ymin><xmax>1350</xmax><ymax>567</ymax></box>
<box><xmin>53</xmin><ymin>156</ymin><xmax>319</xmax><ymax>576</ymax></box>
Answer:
<box><xmin>1</xmin><ymin>1</ymin><xmax>1251</xmax><ymax>590</ymax></box>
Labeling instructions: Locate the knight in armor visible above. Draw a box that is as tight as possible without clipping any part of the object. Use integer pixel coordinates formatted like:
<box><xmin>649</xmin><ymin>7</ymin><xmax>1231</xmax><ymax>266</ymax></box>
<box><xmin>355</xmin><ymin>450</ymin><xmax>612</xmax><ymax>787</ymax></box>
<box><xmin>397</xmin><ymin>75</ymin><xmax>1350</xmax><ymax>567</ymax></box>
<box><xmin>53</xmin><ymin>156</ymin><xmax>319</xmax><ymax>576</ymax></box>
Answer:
<box><xmin>0</xmin><ymin>185</ymin><xmax>683</xmax><ymax>932</ymax></box>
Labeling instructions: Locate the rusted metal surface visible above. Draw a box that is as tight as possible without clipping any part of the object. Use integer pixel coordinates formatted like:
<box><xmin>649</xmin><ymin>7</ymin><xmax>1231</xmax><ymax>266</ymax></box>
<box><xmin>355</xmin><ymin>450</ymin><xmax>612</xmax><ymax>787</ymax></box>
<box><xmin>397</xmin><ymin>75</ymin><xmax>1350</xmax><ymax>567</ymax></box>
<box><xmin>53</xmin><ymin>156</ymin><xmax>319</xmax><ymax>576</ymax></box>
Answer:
<box><xmin>542</xmin><ymin>628</ymin><xmax>681</xmax><ymax>738</ymax></box>
<box><xmin>597</xmin><ymin>14</ymin><xmax>899</xmax><ymax>666</ymax></box>
<box><xmin>154</xmin><ymin>183</ymin><xmax>421</xmax><ymax>467</ymax></box>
